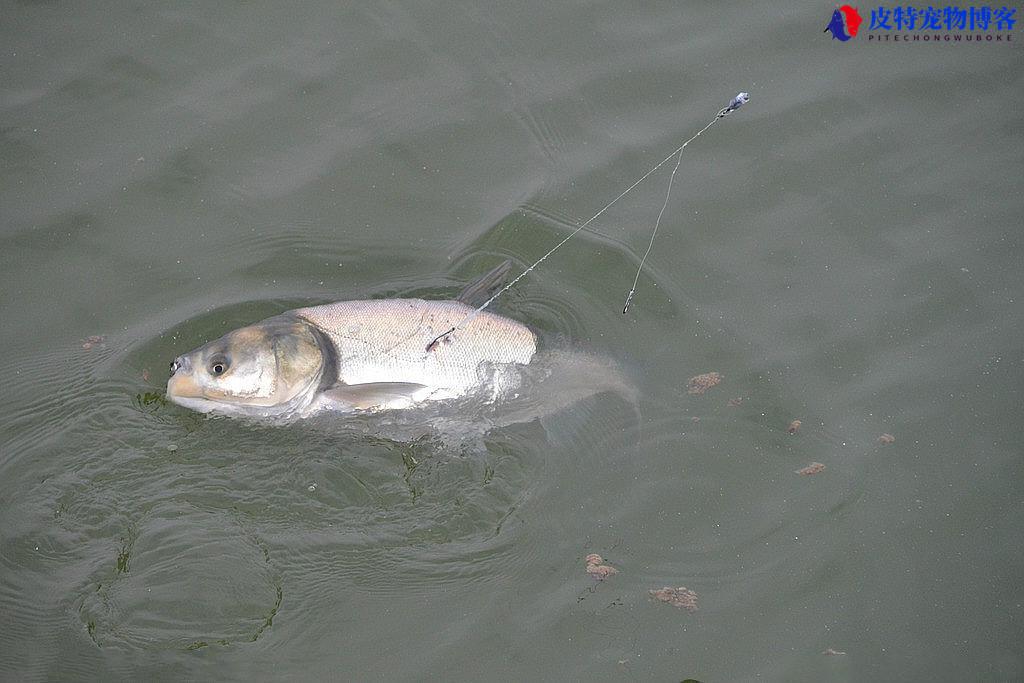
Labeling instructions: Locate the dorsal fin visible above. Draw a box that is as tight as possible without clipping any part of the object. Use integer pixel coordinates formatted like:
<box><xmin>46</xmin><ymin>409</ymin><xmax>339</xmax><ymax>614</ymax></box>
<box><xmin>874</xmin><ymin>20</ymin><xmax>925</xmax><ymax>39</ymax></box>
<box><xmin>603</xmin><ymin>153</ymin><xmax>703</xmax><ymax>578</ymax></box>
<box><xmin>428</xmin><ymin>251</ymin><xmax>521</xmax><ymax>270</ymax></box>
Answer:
<box><xmin>456</xmin><ymin>260</ymin><xmax>513</xmax><ymax>306</ymax></box>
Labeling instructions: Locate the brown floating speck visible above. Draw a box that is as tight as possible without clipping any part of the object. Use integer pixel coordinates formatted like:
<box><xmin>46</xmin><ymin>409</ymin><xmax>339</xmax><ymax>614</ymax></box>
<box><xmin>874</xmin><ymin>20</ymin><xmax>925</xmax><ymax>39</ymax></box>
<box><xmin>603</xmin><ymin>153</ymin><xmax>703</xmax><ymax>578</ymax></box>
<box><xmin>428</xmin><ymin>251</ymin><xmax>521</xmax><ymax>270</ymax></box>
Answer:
<box><xmin>823</xmin><ymin>648</ymin><xmax>847</xmax><ymax>656</ymax></box>
<box><xmin>649</xmin><ymin>586</ymin><xmax>698</xmax><ymax>611</ymax></box>
<box><xmin>727</xmin><ymin>397</ymin><xmax>744</xmax><ymax>407</ymax></box>
<box><xmin>81</xmin><ymin>335</ymin><xmax>106</xmax><ymax>350</ymax></box>
<box><xmin>796</xmin><ymin>462</ymin><xmax>826</xmax><ymax>475</ymax></box>
<box><xmin>878</xmin><ymin>433</ymin><xmax>895</xmax><ymax>445</ymax></box>
<box><xmin>687</xmin><ymin>372</ymin><xmax>723</xmax><ymax>395</ymax></box>
<box><xmin>787</xmin><ymin>419</ymin><xmax>802</xmax><ymax>434</ymax></box>
<box><xmin>585</xmin><ymin>553</ymin><xmax>618</xmax><ymax>580</ymax></box>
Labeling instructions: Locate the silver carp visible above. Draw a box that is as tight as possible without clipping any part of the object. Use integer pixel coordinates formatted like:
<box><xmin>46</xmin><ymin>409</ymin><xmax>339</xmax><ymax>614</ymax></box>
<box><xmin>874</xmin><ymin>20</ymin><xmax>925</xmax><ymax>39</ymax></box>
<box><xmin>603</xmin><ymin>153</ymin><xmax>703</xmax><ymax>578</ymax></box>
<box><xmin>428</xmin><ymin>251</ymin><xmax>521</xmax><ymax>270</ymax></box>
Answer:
<box><xmin>166</xmin><ymin>298</ymin><xmax>536</xmax><ymax>418</ymax></box>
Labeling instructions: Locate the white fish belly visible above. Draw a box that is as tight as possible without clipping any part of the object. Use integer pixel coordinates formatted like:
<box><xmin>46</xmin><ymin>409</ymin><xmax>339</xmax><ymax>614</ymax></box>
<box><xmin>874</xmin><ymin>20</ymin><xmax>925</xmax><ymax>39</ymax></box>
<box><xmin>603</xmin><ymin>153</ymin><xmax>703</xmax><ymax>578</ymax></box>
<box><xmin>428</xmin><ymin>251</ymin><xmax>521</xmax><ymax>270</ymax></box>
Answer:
<box><xmin>291</xmin><ymin>299</ymin><xmax>536</xmax><ymax>395</ymax></box>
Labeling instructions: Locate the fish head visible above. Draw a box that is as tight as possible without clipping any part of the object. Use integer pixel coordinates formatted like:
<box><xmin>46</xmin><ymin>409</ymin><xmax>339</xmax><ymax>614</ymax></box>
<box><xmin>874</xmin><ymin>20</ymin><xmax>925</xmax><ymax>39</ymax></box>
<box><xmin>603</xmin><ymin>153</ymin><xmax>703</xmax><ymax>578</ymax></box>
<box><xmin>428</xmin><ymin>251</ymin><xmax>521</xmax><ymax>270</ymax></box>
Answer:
<box><xmin>167</xmin><ymin>315</ymin><xmax>326</xmax><ymax>416</ymax></box>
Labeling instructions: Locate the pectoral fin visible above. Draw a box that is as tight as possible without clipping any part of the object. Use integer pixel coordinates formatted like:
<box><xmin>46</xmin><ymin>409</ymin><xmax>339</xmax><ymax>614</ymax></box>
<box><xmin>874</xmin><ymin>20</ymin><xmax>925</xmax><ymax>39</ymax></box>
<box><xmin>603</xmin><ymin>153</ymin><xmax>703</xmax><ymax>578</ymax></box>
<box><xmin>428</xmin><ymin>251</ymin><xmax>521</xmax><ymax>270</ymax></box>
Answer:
<box><xmin>320</xmin><ymin>382</ymin><xmax>431</xmax><ymax>410</ymax></box>
<box><xmin>456</xmin><ymin>260</ymin><xmax>512</xmax><ymax>306</ymax></box>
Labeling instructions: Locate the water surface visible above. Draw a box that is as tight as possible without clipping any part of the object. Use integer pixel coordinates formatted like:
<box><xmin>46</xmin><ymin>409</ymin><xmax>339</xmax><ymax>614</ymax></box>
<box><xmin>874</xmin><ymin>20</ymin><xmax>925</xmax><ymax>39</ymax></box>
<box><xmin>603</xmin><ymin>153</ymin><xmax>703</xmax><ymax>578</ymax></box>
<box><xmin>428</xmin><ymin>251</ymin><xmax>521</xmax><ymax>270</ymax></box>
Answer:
<box><xmin>2</xmin><ymin>1</ymin><xmax>1022</xmax><ymax>680</ymax></box>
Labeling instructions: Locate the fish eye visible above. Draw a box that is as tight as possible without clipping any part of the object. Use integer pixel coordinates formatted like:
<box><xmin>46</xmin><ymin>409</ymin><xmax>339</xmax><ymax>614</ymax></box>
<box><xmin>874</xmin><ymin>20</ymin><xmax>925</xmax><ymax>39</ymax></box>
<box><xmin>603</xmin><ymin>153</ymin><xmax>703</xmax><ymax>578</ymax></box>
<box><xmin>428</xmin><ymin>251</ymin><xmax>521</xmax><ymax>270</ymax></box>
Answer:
<box><xmin>208</xmin><ymin>356</ymin><xmax>229</xmax><ymax>376</ymax></box>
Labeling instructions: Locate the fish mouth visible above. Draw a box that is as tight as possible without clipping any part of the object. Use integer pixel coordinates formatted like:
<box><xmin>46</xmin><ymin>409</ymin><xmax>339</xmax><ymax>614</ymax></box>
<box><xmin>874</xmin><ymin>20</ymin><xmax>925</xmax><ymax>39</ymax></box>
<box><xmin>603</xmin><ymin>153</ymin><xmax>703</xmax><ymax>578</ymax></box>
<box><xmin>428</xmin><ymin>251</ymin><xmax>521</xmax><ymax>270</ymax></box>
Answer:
<box><xmin>166</xmin><ymin>394</ymin><xmax>220</xmax><ymax>414</ymax></box>
<box><xmin>165</xmin><ymin>373</ymin><xmax>223</xmax><ymax>414</ymax></box>
<box><xmin>166</xmin><ymin>372</ymin><xmax>237</xmax><ymax>406</ymax></box>
<box><xmin>167</xmin><ymin>373</ymin><xmax>204</xmax><ymax>400</ymax></box>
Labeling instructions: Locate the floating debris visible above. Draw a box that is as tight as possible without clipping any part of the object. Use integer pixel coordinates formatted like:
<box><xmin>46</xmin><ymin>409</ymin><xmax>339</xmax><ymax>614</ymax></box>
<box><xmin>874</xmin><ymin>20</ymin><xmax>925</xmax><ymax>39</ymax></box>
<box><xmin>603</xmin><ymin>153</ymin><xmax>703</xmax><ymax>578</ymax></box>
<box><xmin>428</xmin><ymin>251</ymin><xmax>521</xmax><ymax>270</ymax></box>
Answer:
<box><xmin>166</xmin><ymin>444</ymin><xmax>178</xmax><ymax>452</ymax></box>
<box><xmin>81</xmin><ymin>335</ymin><xmax>106</xmax><ymax>350</ymax></box>
<box><xmin>585</xmin><ymin>553</ymin><xmax>618</xmax><ymax>580</ymax></box>
<box><xmin>787</xmin><ymin>419</ymin><xmax>802</xmax><ymax>434</ymax></box>
<box><xmin>727</xmin><ymin>397</ymin><xmax>744</xmax><ymax>407</ymax></box>
<box><xmin>134</xmin><ymin>391</ymin><xmax>167</xmax><ymax>411</ymax></box>
<box><xmin>142</xmin><ymin>368</ymin><xmax>151</xmax><ymax>382</ymax></box>
<box><xmin>796</xmin><ymin>462</ymin><xmax>826</xmax><ymax>476</ymax></box>
<box><xmin>823</xmin><ymin>647</ymin><xmax>847</xmax><ymax>656</ymax></box>
<box><xmin>690</xmin><ymin>416</ymin><xmax>701</xmax><ymax>423</ymax></box>
<box><xmin>687</xmin><ymin>372</ymin><xmax>723</xmax><ymax>395</ymax></box>
<box><xmin>649</xmin><ymin>586</ymin><xmax>698</xmax><ymax>611</ymax></box>
<box><xmin>878</xmin><ymin>433</ymin><xmax>895</xmax><ymax>445</ymax></box>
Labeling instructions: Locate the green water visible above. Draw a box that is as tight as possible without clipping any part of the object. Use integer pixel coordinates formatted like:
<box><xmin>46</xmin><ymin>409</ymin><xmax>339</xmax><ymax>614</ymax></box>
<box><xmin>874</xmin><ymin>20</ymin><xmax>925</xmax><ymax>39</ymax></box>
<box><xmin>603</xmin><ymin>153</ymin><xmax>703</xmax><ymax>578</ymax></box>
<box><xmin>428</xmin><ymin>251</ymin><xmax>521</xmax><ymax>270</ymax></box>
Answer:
<box><xmin>2</xmin><ymin>1</ymin><xmax>1022</xmax><ymax>680</ymax></box>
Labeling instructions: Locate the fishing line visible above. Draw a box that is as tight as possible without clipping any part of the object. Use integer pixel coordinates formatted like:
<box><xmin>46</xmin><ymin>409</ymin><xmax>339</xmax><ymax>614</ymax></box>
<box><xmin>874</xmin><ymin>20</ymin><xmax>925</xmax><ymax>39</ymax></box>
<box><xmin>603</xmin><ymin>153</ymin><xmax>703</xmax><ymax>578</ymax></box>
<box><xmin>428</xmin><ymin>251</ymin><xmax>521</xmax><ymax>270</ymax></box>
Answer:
<box><xmin>427</xmin><ymin>91</ymin><xmax>751</xmax><ymax>352</ymax></box>
<box><xmin>621</xmin><ymin>141</ymin><xmax>685</xmax><ymax>315</ymax></box>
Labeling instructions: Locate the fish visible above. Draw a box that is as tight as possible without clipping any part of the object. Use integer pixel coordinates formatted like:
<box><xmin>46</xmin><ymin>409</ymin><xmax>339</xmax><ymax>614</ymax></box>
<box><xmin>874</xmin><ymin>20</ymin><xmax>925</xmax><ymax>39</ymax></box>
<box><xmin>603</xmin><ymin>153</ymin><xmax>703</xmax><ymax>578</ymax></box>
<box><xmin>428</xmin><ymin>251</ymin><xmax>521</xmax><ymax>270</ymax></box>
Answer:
<box><xmin>166</xmin><ymin>264</ymin><xmax>539</xmax><ymax>419</ymax></box>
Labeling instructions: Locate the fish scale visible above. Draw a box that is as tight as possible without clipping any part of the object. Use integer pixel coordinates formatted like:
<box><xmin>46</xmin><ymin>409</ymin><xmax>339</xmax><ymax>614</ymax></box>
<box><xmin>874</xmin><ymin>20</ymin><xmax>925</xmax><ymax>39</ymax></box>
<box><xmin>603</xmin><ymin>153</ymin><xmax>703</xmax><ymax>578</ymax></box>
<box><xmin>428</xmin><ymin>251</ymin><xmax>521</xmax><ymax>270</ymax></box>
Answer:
<box><xmin>292</xmin><ymin>299</ymin><xmax>536</xmax><ymax>394</ymax></box>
